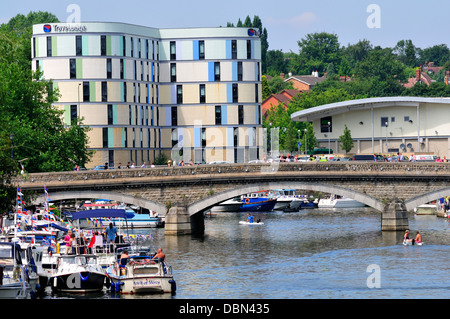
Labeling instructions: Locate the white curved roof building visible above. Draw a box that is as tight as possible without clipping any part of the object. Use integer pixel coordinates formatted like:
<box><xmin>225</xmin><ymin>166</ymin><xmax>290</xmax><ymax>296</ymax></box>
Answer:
<box><xmin>291</xmin><ymin>96</ymin><xmax>450</xmax><ymax>156</ymax></box>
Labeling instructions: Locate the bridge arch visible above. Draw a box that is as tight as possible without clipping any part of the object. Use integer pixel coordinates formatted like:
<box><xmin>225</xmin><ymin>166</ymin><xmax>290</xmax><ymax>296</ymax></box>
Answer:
<box><xmin>187</xmin><ymin>181</ymin><xmax>384</xmax><ymax>216</ymax></box>
<box><xmin>32</xmin><ymin>190</ymin><xmax>167</xmax><ymax>216</ymax></box>
<box><xmin>405</xmin><ymin>187</ymin><xmax>450</xmax><ymax>211</ymax></box>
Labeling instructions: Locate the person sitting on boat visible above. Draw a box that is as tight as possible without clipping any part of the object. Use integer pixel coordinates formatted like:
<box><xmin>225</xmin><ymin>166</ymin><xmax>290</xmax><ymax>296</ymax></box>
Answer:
<box><xmin>152</xmin><ymin>248</ymin><xmax>165</xmax><ymax>262</ymax></box>
<box><xmin>247</xmin><ymin>213</ymin><xmax>254</xmax><ymax>224</ymax></box>
<box><xmin>120</xmin><ymin>249</ymin><xmax>129</xmax><ymax>266</ymax></box>
<box><xmin>403</xmin><ymin>230</ymin><xmax>411</xmax><ymax>243</ymax></box>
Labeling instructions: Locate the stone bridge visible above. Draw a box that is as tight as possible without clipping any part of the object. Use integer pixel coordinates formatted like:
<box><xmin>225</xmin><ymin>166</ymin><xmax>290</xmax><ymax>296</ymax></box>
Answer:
<box><xmin>14</xmin><ymin>162</ymin><xmax>450</xmax><ymax>235</ymax></box>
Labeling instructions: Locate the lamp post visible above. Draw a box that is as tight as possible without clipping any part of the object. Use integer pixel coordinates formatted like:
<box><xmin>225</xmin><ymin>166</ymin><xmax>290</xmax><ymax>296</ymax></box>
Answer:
<box><xmin>385</xmin><ymin>121</ymin><xmax>388</xmax><ymax>153</ymax></box>
<box><xmin>297</xmin><ymin>130</ymin><xmax>301</xmax><ymax>153</ymax></box>
<box><xmin>328</xmin><ymin>121</ymin><xmax>331</xmax><ymax>155</ymax></box>
<box><xmin>304</xmin><ymin>128</ymin><xmax>307</xmax><ymax>155</ymax></box>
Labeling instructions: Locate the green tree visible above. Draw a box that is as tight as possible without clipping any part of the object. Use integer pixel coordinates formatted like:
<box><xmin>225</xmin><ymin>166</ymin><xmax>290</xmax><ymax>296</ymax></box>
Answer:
<box><xmin>0</xmin><ymin>12</ymin><xmax>93</xmax><ymax>174</ymax></box>
<box><xmin>338</xmin><ymin>125</ymin><xmax>354</xmax><ymax>154</ymax></box>
<box><xmin>394</xmin><ymin>39</ymin><xmax>418</xmax><ymax>67</ymax></box>
<box><xmin>292</xmin><ymin>32</ymin><xmax>342</xmax><ymax>75</ymax></box>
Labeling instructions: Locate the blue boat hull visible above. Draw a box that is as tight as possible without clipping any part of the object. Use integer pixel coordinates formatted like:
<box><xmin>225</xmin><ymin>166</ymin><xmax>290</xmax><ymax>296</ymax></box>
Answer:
<box><xmin>238</xmin><ymin>199</ymin><xmax>277</xmax><ymax>212</ymax></box>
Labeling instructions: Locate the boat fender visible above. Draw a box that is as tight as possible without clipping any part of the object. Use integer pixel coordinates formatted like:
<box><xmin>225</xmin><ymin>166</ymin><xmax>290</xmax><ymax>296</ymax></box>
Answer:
<box><xmin>80</xmin><ymin>272</ymin><xmax>90</xmax><ymax>281</ymax></box>
<box><xmin>169</xmin><ymin>279</ymin><xmax>176</xmax><ymax>295</ymax></box>
<box><xmin>116</xmin><ymin>281</ymin><xmax>124</xmax><ymax>293</ymax></box>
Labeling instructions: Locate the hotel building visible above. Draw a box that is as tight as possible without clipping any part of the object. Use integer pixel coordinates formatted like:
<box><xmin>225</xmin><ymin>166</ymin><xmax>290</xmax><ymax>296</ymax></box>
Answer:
<box><xmin>32</xmin><ymin>22</ymin><xmax>263</xmax><ymax>167</ymax></box>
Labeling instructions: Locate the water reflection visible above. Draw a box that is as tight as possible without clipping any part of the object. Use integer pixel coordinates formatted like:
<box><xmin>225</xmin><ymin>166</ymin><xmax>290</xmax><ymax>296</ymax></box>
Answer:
<box><xmin>42</xmin><ymin>208</ymin><xmax>450</xmax><ymax>299</ymax></box>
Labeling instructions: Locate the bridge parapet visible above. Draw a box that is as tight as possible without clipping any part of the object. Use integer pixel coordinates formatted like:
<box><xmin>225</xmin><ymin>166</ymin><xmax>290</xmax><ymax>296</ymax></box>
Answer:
<box><xmin>15</xmin><ymin>162</ymin><xmax>450</xmax><ymax>187</ymax></box>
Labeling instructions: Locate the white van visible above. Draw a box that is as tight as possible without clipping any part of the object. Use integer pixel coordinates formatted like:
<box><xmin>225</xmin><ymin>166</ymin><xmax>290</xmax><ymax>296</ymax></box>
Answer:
<box><xmin>413</xmin><ymin>154</ymin><xmax>436</xmax><ymax>162</ymax></box>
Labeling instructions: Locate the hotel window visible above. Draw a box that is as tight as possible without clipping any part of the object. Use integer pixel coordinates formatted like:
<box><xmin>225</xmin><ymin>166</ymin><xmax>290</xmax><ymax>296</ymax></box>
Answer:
<box><xmin>170</xmin><ymin>63</ymin><xmax>176</xmax><ymax>82</ymax></box>
<box><xmin>257</xmin><ymin>62</ymin><xmax>261</xmax><ymax>81</ymax></box>
<box><xmin>171</xmin><ymin>128</ymin><xmax>178</xmax><ymax>147</ymax></box>
<box><xmin>170</xmin><ymin>41</ymin><xmax>176</xmax><ymax>60</ymax></box>
<box><xmin>123</xmin><ymin>82</ymin><xmax>127</xmax><ymax>102</ymax></box>
<box><xmin>69</xmin><ymin>59</ymin><xmax>76</xmax><ymax>79</ymax></box>
<box><xmin>146</xmin><ymin>39</ymin><xmax>149</xmax><ymax>60</ymax></box>
<box><xmin>238</xmin><ymin>105</ymin><xmax>244</xmax><ymax>125</ymax></box>
<box><xmin>70</xmin><ymin>105</ymin><xmax>77</xmax><ymax>124</ymax></box>
<box><xmin>201</xmin><ymin>128</ymin><xmax>206</xmax><ymax>147</ymax></box>
<box><xmin>141</xmin><ymin>61</ymin><xmax>144</xmax><ymax>81</ymax></box>
<box><xmin>106</xmin><ymin>58</ymin><xmax>112</xmax><ymax>79</ymax></box>
<box><xmin>247</xmin><ymin>40</ymin><xmax>251</xmax><ymax>59</ymax></box>
<box><xmin>381</xmin><ymin>117</ymin><xmax>388</xmax><ymax>127</ymax></box>
<box><xmin>101</xmin><ymin>36</ymin><xmax>107</xmax><ymax>56</ymax></box>
<box><xmin>107</xmin><ymin>104</ymin><xmax>113</xmax><ymax>125</ymax></box>
<box><xmin>46</xmin><ymin>37</ymin><xmax>52</xmax><ymax>57</ymax></box>
<box><xmin>231</xmin><ymin>40</ymin><xmax>237</xmax><ymax>59</ymax></box>
<box><xmin>320</xmin><ymin>117</ymin><xmax>332</xmax><ymax>133</ymax></box>
<box><xmin>199</xmin><ymin>84</ymin><xmax>206</xmax><ymax>103</ymax></box>
<box><xmin>82</xmin><ymin>81</ymin><xmax>89</xmax><ymax>102</ymax></box>
<box><xmin>238</xmin><ymin>62</ymin><xmax>243</xmax><ymax>81</ymax></box>
<box><xmin>131</xmin><ymin>37</ymin><xmax>134</xmax><ymax>57</ymax></box>
<box><xmin>122</xmin><ymin>36</ymin><xmax>126</xmax><ymax>56</ymax></box>
<box><xmin>120</xmin><ymin>59</ymin><xmax>124</xmax><ymax>79</ymax></box>
<box><xmin>102</xmin><ymin>127</ymin><xmax>108</xmax><ymax>148</ymax></box>
<box><xmin>102</xmin><ymin>82</ymin><xmax>107</xmax><ymax>102</ymax></box>
<box><xmin>177</xmin><ymin>85</ymin><xmax>183</xmax><ymax>104</ymax></box>
<box><xmin>255</xmin><ymin>84</ymin><xmax>259</xmax><ymax>103</ymax></box>
<box><xmin>134</xmin><ymin>61</ymin><xmax>137</xmax><ymax>80</ymax></box>
<box><xmin>138</xmin><ymin>38</ymin><xmax>141</xmax><ymax>58</ymax></box>
<box><xmin>257</xmin><ymin>105</ymin><xmax>261</xmax><ymax>125</ymax></box>
<box><xmin>215</xmin><ymin>105</ymin><xmax>222</xmax><ymax>125</ymax></box>
<box><xmin>129</xmin><ymin>105</ymin><xmax>132</xmax><ymax>125</ymax></box>
<box><xmin>214</xmin><ymin>62</ymin><xmax>220</xmax><ymax>81</ymax></box>
<box><xmin>232</xmin><ymin>83</ymin><xmax>238</xmax><ymax>103</ymax></box>
<box><xmin>171</xmin><ymin>106</ymin><xmax>178</xmax><ymax>126</ymax></box>
<box><xmin>76</xmin><ymin>36</ymin><xmax>82</xmax><ymax>56</ymax></box>
<box><xmin>199</xmin><ymin>40</ymin><xmax>205</xmax><ymax>60</ymax></box>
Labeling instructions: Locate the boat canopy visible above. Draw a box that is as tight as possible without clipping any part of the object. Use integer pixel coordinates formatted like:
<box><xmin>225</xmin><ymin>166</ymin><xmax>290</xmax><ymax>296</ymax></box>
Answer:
<box><xmin>71</xmin><ymin>209</ymin><xmax>128</xmax><ymax>220</ymax></box>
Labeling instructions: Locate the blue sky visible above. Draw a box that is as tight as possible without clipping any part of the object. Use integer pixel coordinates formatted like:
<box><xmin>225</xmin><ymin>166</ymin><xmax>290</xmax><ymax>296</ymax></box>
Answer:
<box><xmin>2</xmin><ymin>0</ymin><xmax>449</xmax><ymax>53</ymax></box>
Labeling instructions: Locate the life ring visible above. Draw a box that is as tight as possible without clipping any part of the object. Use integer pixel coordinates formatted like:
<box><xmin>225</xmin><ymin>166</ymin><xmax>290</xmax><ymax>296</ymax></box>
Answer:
<box><xmin>245</xmin><ymin>198</ymin><xmax>250</xmax><ymax>204</ymax></box>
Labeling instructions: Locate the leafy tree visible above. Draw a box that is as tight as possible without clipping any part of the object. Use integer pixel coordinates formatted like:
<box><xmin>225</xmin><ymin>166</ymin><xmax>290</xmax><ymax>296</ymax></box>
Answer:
<box><xmin>338</xmin><ymin>125</ymin><xmax>354</xmax><ymax>154</ymax></box>
<box><xmin>419</xmin><ymin>44</ymin><xmax>450</xmax><ymax>66</ymax></box>
<box><xmin>292</xmin><ymin>32</ymin><xmax>342</xmax><ymax>75</ymax></box>
<box><xmin>394</xmin><ymin>39</ymin><xmax>418</xmax><ymax>67</ymax></box>
<box><xmin>266</xmin><ymin>49</ymin><xmax>290</xmax><ymax>76</ymax></box>
<box><xmin>0</xmin><ymin>12</ymin><xmax>93</xmax><ymax>174</ymax></box>
<box><xmin>342</xmin><ymin>39</ymin><xmax>373</xmax><ymax>69</ymax></box>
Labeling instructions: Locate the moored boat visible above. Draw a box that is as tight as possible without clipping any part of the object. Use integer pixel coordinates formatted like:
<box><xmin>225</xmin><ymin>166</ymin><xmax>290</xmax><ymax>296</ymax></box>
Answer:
<box><xmin>211</xmin><ymin>198</ymin><xmax>243</xmax><ymax>212</ymax></box>
<box><xmin>238</xmin><ymin>192</ymin><xmax>277</xmax><ymax>212</ymax></box>
<box><xmin>106</xmin><ymin>249</ymin><xmax>176</xmax><ymax>294</ymax></box>
<box><xmin>318</xmin><ymin>194</ymin><xmax>365</xmax><ymax>208</ymax></box>
<box><xmin>0</xmin><ymin>242</ymin><xmax>32</xmax><ymax>299</ymax></box>
<box><xmin>50</xmin><ymin>254</ymin><xmax>106</xmax><ymax>293</ymax></box>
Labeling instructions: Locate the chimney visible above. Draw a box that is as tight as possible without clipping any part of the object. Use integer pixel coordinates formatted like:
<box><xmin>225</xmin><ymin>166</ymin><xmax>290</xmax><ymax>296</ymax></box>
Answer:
<box><xmin>288</xmin><ymin>71</ymin><xmax>292</xmax><ymax>77</ymax></box>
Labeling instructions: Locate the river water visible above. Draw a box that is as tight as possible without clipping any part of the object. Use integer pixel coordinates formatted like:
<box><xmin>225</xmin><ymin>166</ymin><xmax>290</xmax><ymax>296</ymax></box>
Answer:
<box><xmin>43</xmin><ymin>208</ymin><xmax>450</xmax><ymax>300</ymax></box>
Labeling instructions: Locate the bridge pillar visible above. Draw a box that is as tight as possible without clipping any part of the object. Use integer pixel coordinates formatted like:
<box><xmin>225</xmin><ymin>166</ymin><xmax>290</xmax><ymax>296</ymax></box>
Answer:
<box><xmin>381</xmin><ymin>199</ymin><xmax>409</xmax><ymax>231</ymax></box>
<box><xmin>165</xmin><ymin>206</ymin><xmax>191</xmax><ymax>236</ymax></box>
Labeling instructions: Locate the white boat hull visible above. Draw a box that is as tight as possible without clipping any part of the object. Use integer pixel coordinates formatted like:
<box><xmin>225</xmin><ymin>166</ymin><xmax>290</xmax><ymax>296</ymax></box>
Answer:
<box><xmin>239</xmin><ymin>221</ymin><xmax>264</xmax><ymax>225</ymax></box>
<box><xmin>318</xmin><ymin>197</ymin><xmax>365</xmax><ymax>208</ymax></box>
<box><xmin>403</xmin><ymin>240</ymin><xmax>423</xmax><ymax>246</ymax></box>
<box><xmin>108</xmin><ymin>275</ymin><xmax>175</xmax><ymax>294</ymax></box>
<box><xmin>0</xmin><ymin>283</ymin><xmax>31</xmax><ymax>299</ymax></box>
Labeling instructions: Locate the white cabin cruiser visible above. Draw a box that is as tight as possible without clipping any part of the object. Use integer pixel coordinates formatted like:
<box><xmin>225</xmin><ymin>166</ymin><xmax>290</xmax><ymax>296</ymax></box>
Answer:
<box><xmin>0</xmin><ymin>242</ymin><xmax>32</xmax><ymax>299</ymax></box>
<box><xmin>106</xmin><ymin>248</ymin><xmax>176</xmax><ymax>295</ymax></box>
<box><xmin>50</xmin><ymin>254</ymin><xmax>106</xmax><ymax>293</ymax></box>
<box><xmin>318</xmin><ymin>195</ymin><xmax>366</xmax><ymax>208</ymax></box>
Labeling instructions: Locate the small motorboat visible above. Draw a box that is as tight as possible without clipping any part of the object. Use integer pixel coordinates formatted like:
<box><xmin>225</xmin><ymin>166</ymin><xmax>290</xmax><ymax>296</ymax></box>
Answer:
<box><xmin>0</xmin><ymin>242</ymin><xmax>32</xmax><ymax>299</ymax></box>
<box><xmin>239</xmin><ymin>221</ymin><xmax>264</xmax><ymax>225</ymax></box>
<box><xmin>50</xmin><ymin>254</ymin><xmax>107</xmax><ymax>293</ymax></box>
<box><xmin>403</xmin><ymin>240</ymin><xmax>423</xmax><ymax>246</ymax></box>
<box><xmin>106</xmin><ymin>249</ymin><xmax>176</xmax><ymax>294</ymax></box>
